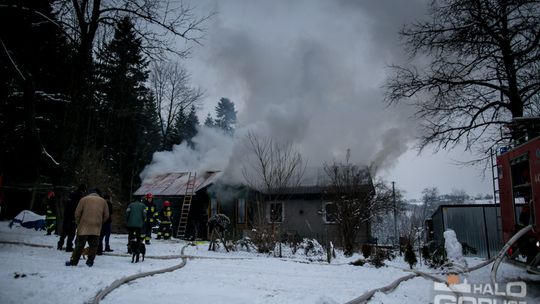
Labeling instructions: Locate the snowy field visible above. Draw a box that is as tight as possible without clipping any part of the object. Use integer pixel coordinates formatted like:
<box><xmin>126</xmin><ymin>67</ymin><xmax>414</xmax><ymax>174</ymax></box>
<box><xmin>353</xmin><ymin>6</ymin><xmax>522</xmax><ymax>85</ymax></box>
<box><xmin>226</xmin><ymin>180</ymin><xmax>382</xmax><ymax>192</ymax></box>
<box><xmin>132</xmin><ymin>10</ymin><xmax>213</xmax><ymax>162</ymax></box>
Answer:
<box><xmin>1</xmin><ymin>222</ymin><xmax>539</xmax><ymax>304</ymax></box>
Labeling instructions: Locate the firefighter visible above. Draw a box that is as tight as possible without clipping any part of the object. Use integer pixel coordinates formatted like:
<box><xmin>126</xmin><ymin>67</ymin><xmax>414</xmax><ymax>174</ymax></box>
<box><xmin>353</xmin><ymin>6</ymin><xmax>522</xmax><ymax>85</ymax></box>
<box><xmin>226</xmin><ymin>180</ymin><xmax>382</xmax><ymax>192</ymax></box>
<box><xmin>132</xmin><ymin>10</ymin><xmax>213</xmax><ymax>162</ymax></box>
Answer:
<box><xmin>157</xmin><ymin>201</ymin><xmax>173</xmax><ymax>240</ymax></box>
<box><xmin>45</xmin><ymin>191</ymin><xmax>57</xmax><ymax>235</ymax></box>
<box><xmin>141</xmin><ymin>193</ymin><xmax>158</xmax><ymax>244</ymax></box>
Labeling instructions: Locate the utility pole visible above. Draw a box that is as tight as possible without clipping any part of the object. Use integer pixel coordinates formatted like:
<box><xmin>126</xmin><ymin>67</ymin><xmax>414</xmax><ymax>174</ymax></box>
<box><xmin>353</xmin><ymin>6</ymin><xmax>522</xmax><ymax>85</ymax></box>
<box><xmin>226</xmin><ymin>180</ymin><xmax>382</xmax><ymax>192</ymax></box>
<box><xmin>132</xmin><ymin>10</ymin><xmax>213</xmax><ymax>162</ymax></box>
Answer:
<box><xmin>392</xmin><ymin>181</ymin><xmax>397</xmax><ymax>248</ymax></box>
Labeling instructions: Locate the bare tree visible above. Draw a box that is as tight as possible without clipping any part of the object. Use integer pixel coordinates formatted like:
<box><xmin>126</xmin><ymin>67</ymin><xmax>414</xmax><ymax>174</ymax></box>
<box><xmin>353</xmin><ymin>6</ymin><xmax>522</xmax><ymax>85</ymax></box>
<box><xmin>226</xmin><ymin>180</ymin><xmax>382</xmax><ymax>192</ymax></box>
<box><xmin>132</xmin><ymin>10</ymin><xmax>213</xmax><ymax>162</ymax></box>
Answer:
<box><xmin>420</xmin><ymin>187</ymin><xmax>440</xmax><ymax>223</ymax></box>
<box><xmin>450</xmin><ymin>188</ymin><xmax>470</xmax><ymax>204</ymax></box>
<box><xmin>242</xmin><ymin>132</ymin><xmax>306</xmax><ymax>196</ymax></box>
<box><xmin>150</xmin><ymin>60</ymin><xmax>202</xmax><ymax>147</ymax></box>
<box><xmin>54</xmin><ymin>1</ymin><xmax>212</xmax><ymax>60</ymax></box>
<box><xmin>323</xmin><ymin>159</ymin><xmax>397</xmax><ymax>256</ymax></box>
<box><xmin>0</xmin><ymin>0</ymin><xmax>212</xmax><ymax>170</ymax></box>
<box><xmin>386</xmin><ymin>0</ymin><xmax>540</xmax><ymax>156</ymax></box>
<box><xmin>56</xmin><ymin>1</ymin><xmax>211</xmax><ymax>148</ymax></box>
<box><xmin>241</xmin><ymin>131</ymin><xmax>306</xmax><ymax>253</ymax></box>
<box><xmin>371</xmin><ymin>182</ymin><xmax>407</xmax><ymax>245</ymax></box>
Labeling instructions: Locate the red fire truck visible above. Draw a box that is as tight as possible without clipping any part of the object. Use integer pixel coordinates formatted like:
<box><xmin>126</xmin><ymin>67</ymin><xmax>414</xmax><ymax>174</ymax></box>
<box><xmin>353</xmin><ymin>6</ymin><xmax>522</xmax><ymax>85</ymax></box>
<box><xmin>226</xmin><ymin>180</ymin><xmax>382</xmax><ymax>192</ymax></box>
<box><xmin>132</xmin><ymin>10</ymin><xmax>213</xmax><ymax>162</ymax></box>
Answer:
<box><xmin>496</xmin><ymin>117</ymin><xmax>540</xmax><ymax>273</ymax></box>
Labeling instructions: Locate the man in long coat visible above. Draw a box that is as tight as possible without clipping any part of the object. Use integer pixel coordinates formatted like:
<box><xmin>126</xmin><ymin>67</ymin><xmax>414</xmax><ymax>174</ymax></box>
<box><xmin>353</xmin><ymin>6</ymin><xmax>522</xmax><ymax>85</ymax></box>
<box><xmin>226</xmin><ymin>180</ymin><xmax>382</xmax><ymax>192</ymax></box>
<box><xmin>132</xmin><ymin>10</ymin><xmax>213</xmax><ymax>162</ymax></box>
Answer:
<box><xmin>65</xmin><ymin>189</ymin><xmax>109</xmax><ymax>267</ymax></box>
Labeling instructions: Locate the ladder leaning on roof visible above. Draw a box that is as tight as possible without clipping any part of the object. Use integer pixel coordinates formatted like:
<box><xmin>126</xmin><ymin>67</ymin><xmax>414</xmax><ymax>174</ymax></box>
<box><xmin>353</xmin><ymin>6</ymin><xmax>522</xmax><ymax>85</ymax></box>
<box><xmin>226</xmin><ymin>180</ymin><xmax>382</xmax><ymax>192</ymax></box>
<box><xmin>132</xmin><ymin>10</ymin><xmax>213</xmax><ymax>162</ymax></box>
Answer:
<box><xmin>176</xmin><ymin>172</ymin><xmax>197</xmax><ymax>239</ymax></box>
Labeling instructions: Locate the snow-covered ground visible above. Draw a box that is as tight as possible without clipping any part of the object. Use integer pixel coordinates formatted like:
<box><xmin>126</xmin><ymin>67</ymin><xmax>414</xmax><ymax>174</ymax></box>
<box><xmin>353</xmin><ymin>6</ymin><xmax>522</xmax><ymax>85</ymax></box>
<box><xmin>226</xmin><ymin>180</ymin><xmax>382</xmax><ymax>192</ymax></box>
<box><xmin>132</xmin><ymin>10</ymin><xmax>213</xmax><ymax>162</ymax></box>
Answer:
<box><xmin>1</xmin><ymin>221</ymin><xmax>539</xmax><ymax>304</ymax></box>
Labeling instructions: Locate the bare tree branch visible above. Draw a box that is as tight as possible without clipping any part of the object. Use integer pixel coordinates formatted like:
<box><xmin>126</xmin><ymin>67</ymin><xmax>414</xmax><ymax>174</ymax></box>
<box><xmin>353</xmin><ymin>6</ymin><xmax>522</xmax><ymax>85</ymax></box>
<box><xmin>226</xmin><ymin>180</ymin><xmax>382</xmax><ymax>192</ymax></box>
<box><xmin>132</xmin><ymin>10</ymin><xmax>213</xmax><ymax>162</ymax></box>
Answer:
<box><xmin>242</xmin><ymin>131</ymin><xmax>306</xmax><ymax>198</ymax></box>
<box><xmin>386</xmin><ymin>0</ymin><xmax>540</xmax><ymax>156</ymax></box>
<box><xmin>150</xmin><ymin>60</ymin><xmax>202</xmax><ymax>146</ymax></box>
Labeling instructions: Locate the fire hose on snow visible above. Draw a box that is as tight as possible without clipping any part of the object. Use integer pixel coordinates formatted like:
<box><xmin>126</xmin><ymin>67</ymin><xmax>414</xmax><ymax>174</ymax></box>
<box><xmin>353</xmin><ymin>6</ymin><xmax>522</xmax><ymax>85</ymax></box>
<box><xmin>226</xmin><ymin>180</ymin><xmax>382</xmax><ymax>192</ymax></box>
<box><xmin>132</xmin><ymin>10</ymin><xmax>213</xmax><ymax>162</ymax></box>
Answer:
<box><xmin>347</xmin><ymin>226</ymin><xmax>534</xmax><ymax>304</ymax></box>
<box><xmin>490</xmin><ymin>224</ymin><xmax>533</xmax><ymax>287</ymax></box>
<box><xmin>89</xmin><ymin>243</ymin><xmax>189</xmax><ymax>304</ymax></box>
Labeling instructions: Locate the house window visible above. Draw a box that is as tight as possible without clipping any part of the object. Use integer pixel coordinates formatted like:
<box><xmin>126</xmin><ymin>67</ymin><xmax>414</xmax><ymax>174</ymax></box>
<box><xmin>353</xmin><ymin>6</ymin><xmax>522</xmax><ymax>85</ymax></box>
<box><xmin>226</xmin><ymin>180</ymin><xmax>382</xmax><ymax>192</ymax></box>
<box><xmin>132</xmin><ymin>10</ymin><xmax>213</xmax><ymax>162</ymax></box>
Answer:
<box><xmin>324</xmin><ymin>202</ymin><xmax>337</xmax><ymax>223</ymax></box>
<box><xmin>210</xmin><ymin>197</ymin><xmax>218</xmax><ymax>216</ymax></box>
<box><xmin>237</xmin><ymin>198</ymin><xmax>246</xmax><ymax>224</ymax></box>
<box><xmin>269</xmin><ymin>202</ymin><xmax>283</xmax><ymax>223</ymax></box>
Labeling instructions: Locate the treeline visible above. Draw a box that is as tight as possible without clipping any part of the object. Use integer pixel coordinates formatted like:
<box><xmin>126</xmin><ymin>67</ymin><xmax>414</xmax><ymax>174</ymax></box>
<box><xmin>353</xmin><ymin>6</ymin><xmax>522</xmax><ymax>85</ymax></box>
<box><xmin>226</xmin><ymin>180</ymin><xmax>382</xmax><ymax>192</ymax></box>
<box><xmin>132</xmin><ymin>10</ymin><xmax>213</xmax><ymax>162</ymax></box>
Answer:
<box><xmin>0</xmin><ymin>1</ymin><xmax>232</xmax><ymax>217</ymax></box>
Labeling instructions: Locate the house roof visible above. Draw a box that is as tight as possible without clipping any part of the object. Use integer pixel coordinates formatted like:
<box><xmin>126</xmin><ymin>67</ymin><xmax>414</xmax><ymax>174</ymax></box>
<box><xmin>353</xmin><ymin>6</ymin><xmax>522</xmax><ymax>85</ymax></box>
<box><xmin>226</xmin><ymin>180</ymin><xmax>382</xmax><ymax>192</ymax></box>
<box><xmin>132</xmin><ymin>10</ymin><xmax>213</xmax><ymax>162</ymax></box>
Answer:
<box><xmin>135</xmin><ymin>166</ymin><xmax>374</xmax><ymax>197</ymax></box>
<box><xmin>134</xmin><ymin>171</ymin><xmax>221</xmax><ymax>196</ymax></box>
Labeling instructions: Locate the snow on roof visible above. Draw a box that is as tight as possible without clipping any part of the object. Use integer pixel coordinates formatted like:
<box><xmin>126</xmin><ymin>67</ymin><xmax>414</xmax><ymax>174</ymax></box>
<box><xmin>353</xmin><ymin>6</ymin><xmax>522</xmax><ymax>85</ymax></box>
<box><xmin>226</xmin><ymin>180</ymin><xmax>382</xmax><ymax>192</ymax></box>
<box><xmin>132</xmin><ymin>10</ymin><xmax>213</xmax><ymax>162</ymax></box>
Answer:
<box><xmin>134</xmin><ymin>171</ymin><xmax>222</xmax><ymax>196</ymax></box>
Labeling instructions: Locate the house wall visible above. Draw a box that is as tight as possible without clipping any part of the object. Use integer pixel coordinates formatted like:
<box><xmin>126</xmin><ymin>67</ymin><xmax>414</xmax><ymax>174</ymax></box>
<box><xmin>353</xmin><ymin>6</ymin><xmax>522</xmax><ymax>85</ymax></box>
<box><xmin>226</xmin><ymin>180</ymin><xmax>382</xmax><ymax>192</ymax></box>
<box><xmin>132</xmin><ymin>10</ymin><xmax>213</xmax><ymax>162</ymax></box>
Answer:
<box><xmin>144</xmin><ymin>187</ymin><xmax>370</xmax><ymax>248</ymax></box>
<box><xmin>259</xmin><ymin>199</ymin><xmax>369</xmax><ymax>247</ymax></box>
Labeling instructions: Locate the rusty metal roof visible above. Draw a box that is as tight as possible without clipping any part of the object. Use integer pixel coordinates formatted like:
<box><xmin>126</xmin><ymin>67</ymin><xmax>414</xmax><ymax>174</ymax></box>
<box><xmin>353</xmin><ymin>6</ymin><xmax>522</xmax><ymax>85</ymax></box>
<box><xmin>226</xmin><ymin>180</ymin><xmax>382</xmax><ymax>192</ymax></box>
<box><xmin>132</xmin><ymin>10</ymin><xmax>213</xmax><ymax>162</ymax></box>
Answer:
<box><xmin>134</xmin><ymin>171</ymin><xmax>222</xmax><ymax>196</ymax></box>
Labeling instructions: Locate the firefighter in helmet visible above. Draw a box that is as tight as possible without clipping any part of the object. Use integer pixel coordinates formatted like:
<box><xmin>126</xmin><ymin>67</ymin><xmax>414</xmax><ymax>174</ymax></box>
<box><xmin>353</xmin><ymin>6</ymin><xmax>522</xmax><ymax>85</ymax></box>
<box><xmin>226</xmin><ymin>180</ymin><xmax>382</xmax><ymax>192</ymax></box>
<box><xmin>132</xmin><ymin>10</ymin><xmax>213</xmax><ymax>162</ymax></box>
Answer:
<box><xmin>157</xmin><ymin>201</ymin><xmax>173</xmax><ymax>240</ymax></box>
<box><xmin>141</xmin><ymin>193</ymin><xmax>158</xmax><ymax>244</ymax></box>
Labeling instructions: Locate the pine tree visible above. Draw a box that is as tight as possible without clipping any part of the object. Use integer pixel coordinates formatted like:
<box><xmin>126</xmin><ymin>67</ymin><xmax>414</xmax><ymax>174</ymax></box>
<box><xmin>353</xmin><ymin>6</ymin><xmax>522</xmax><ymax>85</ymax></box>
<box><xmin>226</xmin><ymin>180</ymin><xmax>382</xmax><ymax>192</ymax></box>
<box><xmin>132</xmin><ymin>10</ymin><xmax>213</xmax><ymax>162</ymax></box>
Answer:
<box><xmin>134</xmin><ymin>91</ymin><xmax>161</xmax><ymax>179</ymax></box>
<box><xmin>404</xmin><ymin>242</ymin><xmax>418</xmax><ymax>269</ymax></box>
<box><xmin>168</xmin><ymin>105</ymin><xmax>199</xmax><ymax>149</ymax></box>
<box><xmin>204</xmin><ymin>113</ymin><xmax>215</xmax><ymax>128</ymax></box>
<box><xmin>183</xmin><ymin>105</ymin><xmax>200</xmax><ymax>146</ymax></box>
<box><xmin>96</xmin><ymin>16</ymin><xmax>159</xmax><ymax>196</ymax></box>
<box><xmin>162</xmin><ymin>110</ymin><xmax>186</xmax><ymax>150</ymax></box>
<box><xmin>214</xmin><ymin>97</ymin><xmax>237</xmax><ymax>134</ymax></box>
<box><xmin>0</xmin><ymin>0</ymin><xmax>73</xmax><ymax>212</ymax></box>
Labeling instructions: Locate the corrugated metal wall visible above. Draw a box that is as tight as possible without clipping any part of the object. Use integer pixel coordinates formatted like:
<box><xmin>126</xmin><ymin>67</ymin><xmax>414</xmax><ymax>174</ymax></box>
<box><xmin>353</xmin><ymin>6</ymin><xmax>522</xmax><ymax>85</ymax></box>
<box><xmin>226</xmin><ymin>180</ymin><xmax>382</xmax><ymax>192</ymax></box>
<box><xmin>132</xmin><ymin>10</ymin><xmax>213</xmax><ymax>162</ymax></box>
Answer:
<box><xmin>431</xmin><ymin>205</ymin><xmax>503</xmax><ymax>258</ymax></box>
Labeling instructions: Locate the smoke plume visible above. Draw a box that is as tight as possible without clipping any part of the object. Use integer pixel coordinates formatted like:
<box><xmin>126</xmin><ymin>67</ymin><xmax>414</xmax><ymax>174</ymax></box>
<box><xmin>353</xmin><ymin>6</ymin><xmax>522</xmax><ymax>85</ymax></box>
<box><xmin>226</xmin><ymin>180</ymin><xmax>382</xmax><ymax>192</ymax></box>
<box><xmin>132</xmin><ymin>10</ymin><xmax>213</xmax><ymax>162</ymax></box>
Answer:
<box><xmin>141</xmin><ymin>0</ymin><xmax>427</xmax><ymax>184</ymax></box>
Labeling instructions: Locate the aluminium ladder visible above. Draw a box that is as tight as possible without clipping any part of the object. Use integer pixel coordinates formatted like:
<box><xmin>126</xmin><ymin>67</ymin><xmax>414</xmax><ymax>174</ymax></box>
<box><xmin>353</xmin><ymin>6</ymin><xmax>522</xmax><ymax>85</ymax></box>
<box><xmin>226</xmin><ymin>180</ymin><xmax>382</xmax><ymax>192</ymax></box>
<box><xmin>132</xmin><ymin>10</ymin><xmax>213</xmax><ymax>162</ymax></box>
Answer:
<box><xmin>176</xmin><ymin>172</ymin><xmax>197</xmax><ymax>239</ymax></box>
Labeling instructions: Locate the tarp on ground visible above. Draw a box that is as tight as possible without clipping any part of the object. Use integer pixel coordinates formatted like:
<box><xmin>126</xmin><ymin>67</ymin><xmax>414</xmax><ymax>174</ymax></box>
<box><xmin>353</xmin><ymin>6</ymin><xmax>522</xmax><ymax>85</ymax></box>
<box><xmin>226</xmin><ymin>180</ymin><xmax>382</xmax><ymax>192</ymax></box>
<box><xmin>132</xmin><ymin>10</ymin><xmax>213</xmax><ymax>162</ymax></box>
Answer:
<box><xmin>9</xmin><ymin>210</ymin><xmax>46</xmax><ymax>230</ymax></box>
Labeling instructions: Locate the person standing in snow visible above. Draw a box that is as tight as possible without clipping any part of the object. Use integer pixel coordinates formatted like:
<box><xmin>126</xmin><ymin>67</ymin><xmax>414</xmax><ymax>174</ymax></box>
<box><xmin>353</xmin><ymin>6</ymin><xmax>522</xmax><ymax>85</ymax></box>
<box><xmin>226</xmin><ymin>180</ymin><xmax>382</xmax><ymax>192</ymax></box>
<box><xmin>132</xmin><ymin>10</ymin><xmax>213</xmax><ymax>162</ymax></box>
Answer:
<box><xmin>156</xmin><ymin>201</ymin><xmax>173</xmax><ymax>240</ymax></box>
<box><xmin>65</xmin><ymin>188</ymin><xmax>109</xmax><ymax>267</ymax></box>
<box><xmin>44</xmin><ymin>191</ymin><xmax>57</xmax><ymax>235</ymax></box>
<box><xmin>142</xmin><ymin>193</ymin><xmax>158</xmax><ymax>244</ymax></box>
<box><xmin>125</xmin><ymin>199</ymin><xmax>146</xmax><ymax>254</ymax></box>
<box><xmin>58</xmin><ymin>184</ymin><xmax>86</xmax><ymax>252</ymax></box>
<box><xmin>97</xmin><ymin>192</ymin><xmax>114</xmax><ymax>255</ymax></box>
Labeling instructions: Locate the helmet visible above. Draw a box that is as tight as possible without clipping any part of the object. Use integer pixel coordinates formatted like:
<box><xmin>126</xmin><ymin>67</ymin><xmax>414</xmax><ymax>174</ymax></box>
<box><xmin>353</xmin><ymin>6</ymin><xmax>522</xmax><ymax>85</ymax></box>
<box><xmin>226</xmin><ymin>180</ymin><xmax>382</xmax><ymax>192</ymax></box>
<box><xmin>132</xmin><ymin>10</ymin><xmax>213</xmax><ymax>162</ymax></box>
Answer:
<box><xmin>163</xmin><ymin>201</ymin><xmax>171</xmax><ymax>207</ymax></box>
<box><xmin>146</xmin><ymin>193</ymin><xmax>153</xmax><ymax>199</ymax></box>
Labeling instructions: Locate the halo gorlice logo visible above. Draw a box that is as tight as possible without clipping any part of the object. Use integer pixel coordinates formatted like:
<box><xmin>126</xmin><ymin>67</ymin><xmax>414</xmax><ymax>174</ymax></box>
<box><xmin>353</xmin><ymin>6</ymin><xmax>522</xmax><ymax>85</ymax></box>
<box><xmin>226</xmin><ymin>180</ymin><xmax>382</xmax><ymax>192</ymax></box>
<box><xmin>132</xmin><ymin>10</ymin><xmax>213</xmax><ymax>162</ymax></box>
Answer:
<box><xmin>433</xmin><ymin>274</ymin><xmax>527</xmax><ymax>304</ymax></box>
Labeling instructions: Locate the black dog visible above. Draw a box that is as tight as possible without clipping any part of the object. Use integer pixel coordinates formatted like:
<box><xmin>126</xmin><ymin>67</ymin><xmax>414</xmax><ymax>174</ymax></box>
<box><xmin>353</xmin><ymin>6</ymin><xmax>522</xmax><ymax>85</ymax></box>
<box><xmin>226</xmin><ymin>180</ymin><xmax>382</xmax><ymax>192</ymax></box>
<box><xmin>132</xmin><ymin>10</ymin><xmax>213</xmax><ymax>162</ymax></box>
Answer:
<box><xmin>129</xmin><ymin>239</ymin><xmax>146</xmax><ymax>263</ymax></box>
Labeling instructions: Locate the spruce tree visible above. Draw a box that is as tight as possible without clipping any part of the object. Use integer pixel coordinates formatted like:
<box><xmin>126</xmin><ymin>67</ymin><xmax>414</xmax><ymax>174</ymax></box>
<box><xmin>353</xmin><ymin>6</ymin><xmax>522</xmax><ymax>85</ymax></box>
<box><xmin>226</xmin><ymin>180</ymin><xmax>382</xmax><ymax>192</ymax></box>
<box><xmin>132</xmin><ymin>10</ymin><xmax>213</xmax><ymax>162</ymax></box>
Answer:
<box><xmin>0</xmin><ymin>0</ymin><xmax>73</xmax><ymax>214</ymax></box>
<box><xmin>404</xmin><ymin>243</ymin><xmax>418</xmax><ymax>269</ymax></box>
<box><xmin>214</xmin><ymin>97</ymin><xmax>237</xmax><ymax>134</ymax></box>
<box><xmin>162</xmin><ymin>110</ymin><xmax>186</xmax><ymax>150</ymax></box>
<box><xmin>204</xmin><ymin>113</ymin><xmax>215</xmax><ymax>128</ymax></box>
<box><xmin>96</xmin><ymin>16</ymin><xmax>159</xmax><ymax>196</ymax></box>
<box><xmin>169</xmin><ymin>105</ymin><xmax>199</xmax><ymax>149</ymax></box>
<box><xmin>183</xmin><ymin>105</ymin><xmax>200</xmax><ymax>146</ymax></box>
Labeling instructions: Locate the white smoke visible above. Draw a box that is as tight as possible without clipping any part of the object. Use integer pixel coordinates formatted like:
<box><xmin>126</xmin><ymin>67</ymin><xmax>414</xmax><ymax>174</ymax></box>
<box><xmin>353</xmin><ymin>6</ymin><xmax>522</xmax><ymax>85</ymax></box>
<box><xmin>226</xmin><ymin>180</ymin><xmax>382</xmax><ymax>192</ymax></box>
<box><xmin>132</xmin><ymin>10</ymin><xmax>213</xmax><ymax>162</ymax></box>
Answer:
<box><xmin>141</xmin><ymin>0</ymin><xmax>426</xmax><ymax>184</ymax></box>
<box><xmin>139</xmin><ymin>126</ymin><xmax>235</xmax><ymax>181</ymax></box>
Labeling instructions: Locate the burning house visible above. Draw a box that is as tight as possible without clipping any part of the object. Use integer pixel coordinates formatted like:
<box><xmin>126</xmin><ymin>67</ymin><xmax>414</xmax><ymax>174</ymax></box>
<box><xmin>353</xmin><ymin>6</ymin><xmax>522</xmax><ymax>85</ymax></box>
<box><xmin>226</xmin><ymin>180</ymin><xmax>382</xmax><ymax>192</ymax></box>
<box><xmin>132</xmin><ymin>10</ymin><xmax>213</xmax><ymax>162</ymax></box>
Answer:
<box><xmin>134</xmin><ymin>169</ymin><xmax>373</xmax><ymax>246</ymax></box>
<box><xmin>133</xmin><ymin>171</ymin><xmax>220</xmax><ymax>240</ymax></box>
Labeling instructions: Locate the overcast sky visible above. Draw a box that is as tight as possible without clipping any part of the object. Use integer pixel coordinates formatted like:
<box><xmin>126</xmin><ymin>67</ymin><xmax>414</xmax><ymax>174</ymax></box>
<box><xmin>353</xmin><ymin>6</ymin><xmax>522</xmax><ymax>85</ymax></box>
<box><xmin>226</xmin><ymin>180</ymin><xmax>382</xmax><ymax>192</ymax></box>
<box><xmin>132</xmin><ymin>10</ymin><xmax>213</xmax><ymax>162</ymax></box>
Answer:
<box><xmin>176</xmin><ymin>0</ymin><xmax>494</xmax><ymax>200</ymax></box>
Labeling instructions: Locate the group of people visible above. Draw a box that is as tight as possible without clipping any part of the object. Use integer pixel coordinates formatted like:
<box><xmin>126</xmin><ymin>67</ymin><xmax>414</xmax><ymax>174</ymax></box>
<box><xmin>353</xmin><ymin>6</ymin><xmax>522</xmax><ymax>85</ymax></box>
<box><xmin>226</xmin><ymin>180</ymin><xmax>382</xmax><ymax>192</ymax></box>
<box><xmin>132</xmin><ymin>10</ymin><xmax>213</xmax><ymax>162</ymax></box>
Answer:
<box><xmin>55</xmin><ymin>188</ymin><xmax>173</xmax><ymax>267</ymax></box>
<box><xmin>54</xmin><ymin>185</ymin><xmax>114</xmax><ymax>255</ymax></box>
<box><xmin>61</xmin><ymin>186</ymin><xmax>113</xmax><ymax>267</ymax></box>
<box><xmin>126</xmin><ymin>193</ymin><xmax>173</xmax><ymax>253</ymax></box>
